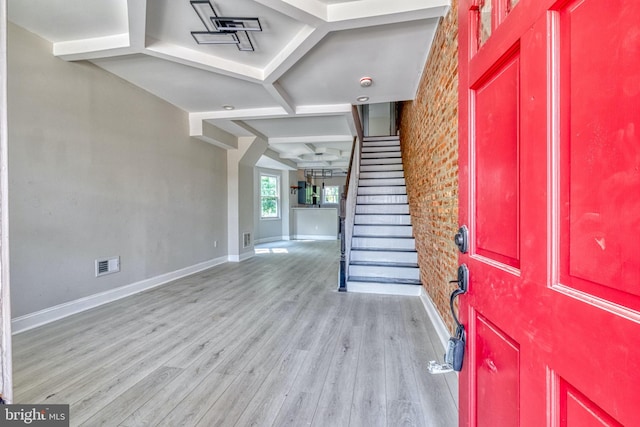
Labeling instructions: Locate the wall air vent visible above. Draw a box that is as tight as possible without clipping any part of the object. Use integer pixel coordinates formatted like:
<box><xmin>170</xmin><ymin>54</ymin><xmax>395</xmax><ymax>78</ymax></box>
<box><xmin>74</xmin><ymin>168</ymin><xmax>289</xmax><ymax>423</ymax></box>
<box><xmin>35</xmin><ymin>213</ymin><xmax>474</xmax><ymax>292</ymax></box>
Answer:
<box><xmin>243</xmin><ymin>232</ymin><xmax>251</xmax><ymax>248</ymax></box>
<box><xmin>95</xmin><ymin>256</ymin><xmax>120</xmax><ymax>277</ymax></box>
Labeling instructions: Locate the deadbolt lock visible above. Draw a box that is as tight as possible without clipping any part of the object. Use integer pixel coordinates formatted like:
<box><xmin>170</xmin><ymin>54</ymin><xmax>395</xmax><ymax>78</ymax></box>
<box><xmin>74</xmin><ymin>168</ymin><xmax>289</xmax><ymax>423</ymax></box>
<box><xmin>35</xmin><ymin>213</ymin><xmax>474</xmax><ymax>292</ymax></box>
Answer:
<box><xmin>454</xmin><ymin>225</ymin><xmax>469</xmax><ymax>254</ymax></box>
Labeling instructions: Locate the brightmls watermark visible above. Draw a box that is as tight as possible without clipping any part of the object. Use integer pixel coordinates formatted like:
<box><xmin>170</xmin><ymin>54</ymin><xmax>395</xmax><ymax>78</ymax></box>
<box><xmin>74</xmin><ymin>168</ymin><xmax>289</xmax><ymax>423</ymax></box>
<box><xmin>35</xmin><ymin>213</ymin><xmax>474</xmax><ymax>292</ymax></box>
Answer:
<box><xmin>0</xmin><ymin>405</ymin><xmax>69</xmax><ymax>426</ymax></box>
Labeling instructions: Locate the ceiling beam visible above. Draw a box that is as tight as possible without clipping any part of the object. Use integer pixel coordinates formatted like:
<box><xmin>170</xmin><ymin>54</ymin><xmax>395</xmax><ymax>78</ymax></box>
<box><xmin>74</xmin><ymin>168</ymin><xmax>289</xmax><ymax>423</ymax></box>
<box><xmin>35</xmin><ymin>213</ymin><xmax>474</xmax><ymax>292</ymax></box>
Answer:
<box><xmin>190</xmin><ymin>107</ymin><xmax>288</xmax><ymax>123</ymax></box>
<box><xmin>258</xmin><ymin>149</ymin><xmax>298</xmax><ymax>170</ymax></box>
<box><xmin>263</xmin><ymin>82</ymin><xmax>295</xmax><ymax>115</ymax></box>
<box><xmin>295</xmin><ymin>104</ymin><xmax>352</xmax><ymax>116</ymax></box>
<box><xmin>262</xmin><ymin>25</ymin><xmax>327</xmax><ymax>83</ymax></box>
<box><xmin>254</xmin><ymin>0</ymin><xmax>327</xmax><ymax>25</ymax></box>
<box><xmin>268</xmin><ymin>135</ymin><xmax>352</xmax><ymax>144</ymax></box>
<box><xmin>54</xmin><ymin>0</ymin><xmax>146</xmax><ymax>60</ymax></box>
<box><xmin>327</xmin><ymin>0</ymin><xmax>450</xmax><ymax>23</ymax></box>
<box><xmin>230</xmin><ymin>121</ymin><xmax>269</xmax><ymax>143</ymax></box>
<box><xmin>144</xmin><ymin>39</ymin><xmax>263</xmax><ymax>83</ymax></box>
<box><xmin>53</xmin><ymin>34</ymin><xmax>134</xmax><ymax>60</ymax></box>
<box><xmin>190</xmin><ymin>120</ymin><xmax>239</xmax><ymax>150</ymax></box>
<box><xmin>127</xmin><ymin>0</ymin><xmax>147</xmax><ymax>49</ymax></box>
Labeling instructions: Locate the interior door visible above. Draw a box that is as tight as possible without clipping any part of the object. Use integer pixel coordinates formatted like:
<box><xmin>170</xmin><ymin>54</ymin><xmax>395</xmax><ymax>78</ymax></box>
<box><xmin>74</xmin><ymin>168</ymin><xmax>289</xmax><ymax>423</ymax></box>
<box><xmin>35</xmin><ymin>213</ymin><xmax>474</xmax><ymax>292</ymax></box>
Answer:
<box><xmin>458</xmin><ymin>0</ymin><xmax>640</xmax><ymax>425</ymax></box>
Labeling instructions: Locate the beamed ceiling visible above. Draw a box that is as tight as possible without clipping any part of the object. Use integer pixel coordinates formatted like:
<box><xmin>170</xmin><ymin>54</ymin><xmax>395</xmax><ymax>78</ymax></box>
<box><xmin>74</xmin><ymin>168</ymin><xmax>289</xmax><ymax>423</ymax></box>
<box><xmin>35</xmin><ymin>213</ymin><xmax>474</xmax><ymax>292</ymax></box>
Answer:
<box><xmin>8</xmin><ymin>0</ymin><xmax>450</xmax><ymax>172</ymax></box>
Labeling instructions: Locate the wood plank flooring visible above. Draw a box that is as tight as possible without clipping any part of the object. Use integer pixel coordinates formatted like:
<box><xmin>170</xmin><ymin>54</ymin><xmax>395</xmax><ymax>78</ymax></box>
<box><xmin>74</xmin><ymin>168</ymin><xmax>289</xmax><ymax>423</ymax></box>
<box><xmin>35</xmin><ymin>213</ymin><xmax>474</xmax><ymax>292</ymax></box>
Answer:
<box><xmin>12</xmin><ymin>240</ymin><xmax>457</xmax><ymax>426</ymax></box>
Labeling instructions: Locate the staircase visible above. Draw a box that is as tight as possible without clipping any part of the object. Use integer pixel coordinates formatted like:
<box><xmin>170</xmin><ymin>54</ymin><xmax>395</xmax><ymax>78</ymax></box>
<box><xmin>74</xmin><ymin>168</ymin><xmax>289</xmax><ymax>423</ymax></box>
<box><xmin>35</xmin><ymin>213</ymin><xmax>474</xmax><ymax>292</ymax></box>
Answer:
<box><xmin>347</xmin><ymin>136</ymin><xmax>422</xmax><ymax>296</ymax></box>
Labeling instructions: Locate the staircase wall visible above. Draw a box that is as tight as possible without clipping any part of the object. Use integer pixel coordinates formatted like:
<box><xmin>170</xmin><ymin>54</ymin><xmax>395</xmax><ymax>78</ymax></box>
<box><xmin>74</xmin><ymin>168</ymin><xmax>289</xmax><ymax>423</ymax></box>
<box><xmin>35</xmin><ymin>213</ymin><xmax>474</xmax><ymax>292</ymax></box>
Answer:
<box><xmin>398</xmin><ymin>0</ymin><xmax>460</xmax><ymax>334</ymax></box>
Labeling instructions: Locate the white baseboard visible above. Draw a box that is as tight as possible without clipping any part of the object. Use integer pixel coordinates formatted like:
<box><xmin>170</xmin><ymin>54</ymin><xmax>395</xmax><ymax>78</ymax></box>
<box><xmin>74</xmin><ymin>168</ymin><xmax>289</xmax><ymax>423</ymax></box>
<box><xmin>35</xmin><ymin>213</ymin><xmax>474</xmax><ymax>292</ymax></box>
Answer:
<box><xmin>12</xmin><ymin>256</ymin><xmax>229</xmax><ymax>334</ymax></box>
<box><xmin>255</xmin><ymin>236</ymin><xmax>287</xmax><ymax>244</ymax></box>
<box><xmin>347</xmin><ymin>281</ymin><xmax>422</xmax><ymax>296</ymax></box>
<box><xmin>419</xmin><ymin>286</ymin><xmax>450</xmax><ymax>351</ymax></box>
<box><xmin>228</xmin><ymin>250</ymin><xmax>255</xmax><ymax>263</ymax></box>
<box><xmin>292</xmin><ymin>235</ymin><xmax>337</xmax><ymax>241</ymax></box>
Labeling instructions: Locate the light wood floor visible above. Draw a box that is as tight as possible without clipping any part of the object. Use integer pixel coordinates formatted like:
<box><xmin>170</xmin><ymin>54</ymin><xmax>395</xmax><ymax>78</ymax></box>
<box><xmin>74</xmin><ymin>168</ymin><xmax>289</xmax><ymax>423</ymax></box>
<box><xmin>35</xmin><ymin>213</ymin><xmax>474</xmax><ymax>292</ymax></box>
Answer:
<box><xmin>12</xmin><ymin>240</ymin><xmax>458</xmax><ymax>426</ymax></box>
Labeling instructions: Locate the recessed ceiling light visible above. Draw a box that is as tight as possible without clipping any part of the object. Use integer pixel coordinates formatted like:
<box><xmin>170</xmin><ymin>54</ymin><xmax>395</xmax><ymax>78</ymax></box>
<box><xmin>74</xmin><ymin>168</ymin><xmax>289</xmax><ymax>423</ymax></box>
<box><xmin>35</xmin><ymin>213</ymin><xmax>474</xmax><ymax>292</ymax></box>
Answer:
<box><xmin>356</xmin><ymin>96</ymin><xmax>369</xmax><ymax>102</ymax></box>
<box><xmin>222</xmin><ymin>105</ymin><xmax>235</xmax><ymax>110</ymax></box>
<box><xmin>360</xmin><ymin>77</ymin><xmax>373</xmax><ymax>87</ymax></box>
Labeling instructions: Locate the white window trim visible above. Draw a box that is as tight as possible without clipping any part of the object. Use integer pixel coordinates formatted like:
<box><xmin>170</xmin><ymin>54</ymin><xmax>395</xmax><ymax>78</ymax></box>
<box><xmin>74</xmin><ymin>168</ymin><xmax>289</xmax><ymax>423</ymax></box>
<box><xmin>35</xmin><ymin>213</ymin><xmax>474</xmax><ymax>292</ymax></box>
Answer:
<box><xmin>323</xmin><ymin>185</ymin><xmax>340</xmax><ymax>205</ymax></box>
<box><xmin>260</xmin><ymin>174</ymin><xmax>281</xmax><ymax>220</ymax></box>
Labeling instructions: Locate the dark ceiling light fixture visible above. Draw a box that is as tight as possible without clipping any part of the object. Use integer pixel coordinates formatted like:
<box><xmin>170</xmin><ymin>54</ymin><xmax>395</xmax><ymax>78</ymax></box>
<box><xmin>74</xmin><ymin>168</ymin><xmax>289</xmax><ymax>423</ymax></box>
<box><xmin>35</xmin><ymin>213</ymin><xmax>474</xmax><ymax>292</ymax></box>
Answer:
<box><xmin>190</xmin><ymin>0</ymin><xmax>262</xmax><ymax>51</ymax></box>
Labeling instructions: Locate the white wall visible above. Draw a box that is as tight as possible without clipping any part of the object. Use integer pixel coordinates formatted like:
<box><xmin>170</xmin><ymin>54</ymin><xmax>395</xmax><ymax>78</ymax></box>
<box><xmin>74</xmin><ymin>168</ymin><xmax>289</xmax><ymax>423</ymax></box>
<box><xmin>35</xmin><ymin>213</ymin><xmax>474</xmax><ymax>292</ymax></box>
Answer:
<box><xmin>368</xmin><ymin>102</ymin><xmax>392</xmax><ymax>136</ymax></box>
<box><xmin>8</xmin><ymin>23</ymin><xmax>228</xmax><ymax>318</ymax></box>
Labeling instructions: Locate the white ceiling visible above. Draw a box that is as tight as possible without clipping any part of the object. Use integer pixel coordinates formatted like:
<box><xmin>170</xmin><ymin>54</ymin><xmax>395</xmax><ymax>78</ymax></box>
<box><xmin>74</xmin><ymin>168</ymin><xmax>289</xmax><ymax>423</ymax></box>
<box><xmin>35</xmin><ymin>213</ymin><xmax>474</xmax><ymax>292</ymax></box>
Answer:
<box><xmin>8</xmin><ymin>0</ymin><xmax>450</xmax><ymax>171</ymax></box>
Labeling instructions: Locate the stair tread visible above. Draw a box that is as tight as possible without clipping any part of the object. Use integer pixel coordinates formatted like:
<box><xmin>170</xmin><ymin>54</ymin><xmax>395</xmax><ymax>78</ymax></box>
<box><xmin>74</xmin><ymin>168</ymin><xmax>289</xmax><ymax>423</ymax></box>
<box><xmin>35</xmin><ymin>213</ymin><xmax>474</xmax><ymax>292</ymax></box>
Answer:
<box><xmin>358</xmin><ymin>189</ymin><xmax>406</xmax><ymax>192</ymax></box>
<box><xmin>356</xmin><ymin>203</ymin><xmax>409</xmax><ymax>206</ymax></box>
<box><xmin>353</xmin><ymin>223</ymin><xmax>413</xmax><ymax>226</ymax></box>
<box><xmin>348</xmin><ymin>276</ymin><xmax>422</xmax><ymax>285</ymax></box>
<box><xmin>351</xmin><ymin>247</ymin><xmax>417</xmax><ymax>253</ymax></box>
<box><xmin>354</xmin><ymin>213</ymin><xmax>411</xmax><ymax>216</ymax></box>
<box><xmin>353</xmin><ymin>236</ymin><xmax>413</xmax><ymax>239</ymax></box>
<box><xmin>353</xmin><ymin>235</ymin><xmax>414</xmax><ymax>239</ymax></box>
<box><xmin>350</xmin><ymin>261</ymin><xmax>419</xmax><ymax>268</ymax></box>
<box><xmin>353</xmin><ymin>226</ymin><xmax>412</xmax><ymax>228</ymax></box>
<box><xmin>360</xmin><ymin>157</ymin><xmax>401</xmax><ymax>159</ymax></box>
<box><xmin>354</xmin><ymin>213</ymin><xmax>411</xmax><ymax>217</ymax></box>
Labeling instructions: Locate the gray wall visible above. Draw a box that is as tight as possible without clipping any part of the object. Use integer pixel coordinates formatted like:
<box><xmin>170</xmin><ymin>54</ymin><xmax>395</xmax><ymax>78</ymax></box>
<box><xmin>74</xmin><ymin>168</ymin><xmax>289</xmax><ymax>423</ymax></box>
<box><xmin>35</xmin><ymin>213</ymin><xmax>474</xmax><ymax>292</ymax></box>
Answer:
<box><xmin>235</xmin><ymin>139</ymin><xmax>266</xmax><ymax>257</ymax></box>
<box><xmin>8</xmin><ymin>23</ymin><xmax>228</xmax><ymax>317</ymax></box>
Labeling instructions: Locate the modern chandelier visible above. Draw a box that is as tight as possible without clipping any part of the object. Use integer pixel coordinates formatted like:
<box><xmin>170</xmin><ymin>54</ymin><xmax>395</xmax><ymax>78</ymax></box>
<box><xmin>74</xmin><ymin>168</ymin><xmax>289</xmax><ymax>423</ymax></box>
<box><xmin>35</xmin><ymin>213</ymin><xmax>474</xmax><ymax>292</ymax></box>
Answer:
<box><xmin>190</xmin><ymin>0</ymin><xmax>262</xmax><ymax>51</ymax></box>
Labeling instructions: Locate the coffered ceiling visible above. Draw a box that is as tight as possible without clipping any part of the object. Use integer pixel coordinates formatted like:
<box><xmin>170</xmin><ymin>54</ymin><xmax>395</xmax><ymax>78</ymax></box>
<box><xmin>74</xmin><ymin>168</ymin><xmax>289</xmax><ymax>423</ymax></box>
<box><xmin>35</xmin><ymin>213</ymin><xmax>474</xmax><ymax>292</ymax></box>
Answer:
<box><xmin>8</xmin><ymin>0</ymin><xmax>450</xmax><ymax>172</ymax></box>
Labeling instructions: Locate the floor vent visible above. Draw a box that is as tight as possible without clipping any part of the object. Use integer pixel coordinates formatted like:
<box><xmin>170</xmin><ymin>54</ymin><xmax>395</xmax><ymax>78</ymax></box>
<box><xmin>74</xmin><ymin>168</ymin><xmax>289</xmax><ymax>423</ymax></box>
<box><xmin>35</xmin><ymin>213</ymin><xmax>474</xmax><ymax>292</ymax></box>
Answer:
<box><xmin>95</xmin><ymin>256</ymin><xmax>120</xmax><ymax>277</ymax></box>
<box><xmin>243</xmin><ymin>232</ymin><xmax>251</xmax><ymax>248</ymax></box>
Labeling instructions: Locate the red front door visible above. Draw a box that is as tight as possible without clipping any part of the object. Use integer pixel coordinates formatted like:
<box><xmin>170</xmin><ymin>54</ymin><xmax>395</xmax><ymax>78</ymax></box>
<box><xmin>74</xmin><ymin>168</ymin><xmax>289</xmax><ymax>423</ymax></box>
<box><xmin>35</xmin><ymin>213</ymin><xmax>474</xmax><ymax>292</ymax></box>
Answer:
<box><xmin>458</xmin><ymin>0</ymin><xmax>640</xmax><ymax>425</ymax></box>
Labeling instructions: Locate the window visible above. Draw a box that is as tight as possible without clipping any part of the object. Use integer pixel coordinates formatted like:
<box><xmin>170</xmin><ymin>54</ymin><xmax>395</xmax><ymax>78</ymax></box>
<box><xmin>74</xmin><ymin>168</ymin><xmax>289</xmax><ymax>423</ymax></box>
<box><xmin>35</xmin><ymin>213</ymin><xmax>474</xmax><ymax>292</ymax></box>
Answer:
<box><xmin>260</xmin><ymin>174</ymin><xmax>280</xmax><ymax>218</ymax></box>
<box><xmin>323</xmin><ymin>185</ymin><xmax>340</xmax><ymax>204</ymax></box>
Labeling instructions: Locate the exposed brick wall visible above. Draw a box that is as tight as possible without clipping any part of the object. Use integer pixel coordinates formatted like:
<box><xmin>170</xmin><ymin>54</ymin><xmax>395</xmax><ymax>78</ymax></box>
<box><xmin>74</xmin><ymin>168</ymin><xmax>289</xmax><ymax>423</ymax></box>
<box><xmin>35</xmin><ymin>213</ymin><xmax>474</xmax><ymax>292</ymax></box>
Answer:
<box><xmin>399</xmin><ymin>0</ymin><xmax>459</xmax><ymax>334</ymax></box>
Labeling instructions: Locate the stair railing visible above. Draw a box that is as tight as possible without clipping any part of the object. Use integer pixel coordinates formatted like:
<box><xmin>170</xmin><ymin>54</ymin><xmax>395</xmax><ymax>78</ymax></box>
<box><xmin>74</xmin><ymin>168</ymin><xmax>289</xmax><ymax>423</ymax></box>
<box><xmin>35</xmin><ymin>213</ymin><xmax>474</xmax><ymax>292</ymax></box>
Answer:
<box><xmin>338</xmin><ymin>106</ymin><xmax>364</xmax><ymax>291</ymax></box>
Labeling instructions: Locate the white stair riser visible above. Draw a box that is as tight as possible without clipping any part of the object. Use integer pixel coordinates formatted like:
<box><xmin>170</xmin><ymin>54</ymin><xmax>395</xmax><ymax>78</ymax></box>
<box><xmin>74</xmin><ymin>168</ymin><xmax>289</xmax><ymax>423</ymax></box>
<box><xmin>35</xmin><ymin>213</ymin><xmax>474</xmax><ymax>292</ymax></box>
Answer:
<box><xmin>361</xmin><ymin>151</ymin><xmax>402</xmax><ymax>159</ymax></box>
<box><xmin>349</xmin><ymin>265</ymin><xmax>420</xmax><ymax>281</ymax></box>
<box><xmin>354</xmin><ymin>214</ymin><xmax>412</xmax><ymax>225</ymax></box>
<box><xmin>353</xmin><ymin>225</ymin><xmax>413</xmax><ymax>237</ymax></box>
<box><xmin>346</xmin><ymin>282</ymin><xmax>422</xmax><ymax>296</ymax></box>
<box><xmin>359</xmin><ymin>171</ymin><xmax>404</xmax><ymax>179</ymax></box>
<box><xmin>360</xmin><ymin>163</ymin><xmax>404</xmax><ymax>172</ymax></box>
<box><xmin>357</xmin><ymin>195</ymin><xmax>408</xmax><ymax>204</ymax></box>
<box><xmin>350</xmin><ymin>250</ymin><xmax>418</xmax><ymax>264</ymax></box>
<box><xmin>352</xmin><ymin>237</ymin><xmax>416</xmax><ymax>250</ymax></box>
<box><xmin>362</xmin><ymin>145</ymin><xmax>401</xmax><ymax>153</ymax></box>
<box><xmin>361</xmin><ymin>158</ymin><xmax>402</xmax><ymax>165</ymax></box>
<box><xmin>358</xmin><ymin>186</ymin><xmax>407</xmax><ymax>195</ymax></box>
<box><xmin>356</xmin><ymin>204</ymin><xmax>409</xmax><ymax>214</ymax></box>
<box><xmin>359</xmin><ymin>178</ymin><xmax>405</xmax><ymax>186</ymax></box>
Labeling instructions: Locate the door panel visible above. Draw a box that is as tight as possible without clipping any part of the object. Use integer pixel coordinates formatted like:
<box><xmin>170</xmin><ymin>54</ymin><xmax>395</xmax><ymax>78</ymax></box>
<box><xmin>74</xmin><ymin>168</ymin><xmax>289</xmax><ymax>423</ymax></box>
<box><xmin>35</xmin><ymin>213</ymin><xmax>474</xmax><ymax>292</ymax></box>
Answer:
<box><xmin>458</xmin><ymin>0</ymin><xmax>640</xmax><ymax>426</ymax></box>
<box><xmin>559</xmin><ymin>0</ymin><xmax>640</xmax><ymax>303</ymax></box>
<box><xmin>473</xmin><ymin>52</ymin><xmax>520</xmax><ymax>267</ymax></box>
<box><xmin>559</xmin><ymin>379</ymin><xmax>623</xmax><ymax>427</ymax></box>
<box><xmin>475</xmin><ymin>314</ymin><xmax>519</xmax><ymax>427</ymax></box>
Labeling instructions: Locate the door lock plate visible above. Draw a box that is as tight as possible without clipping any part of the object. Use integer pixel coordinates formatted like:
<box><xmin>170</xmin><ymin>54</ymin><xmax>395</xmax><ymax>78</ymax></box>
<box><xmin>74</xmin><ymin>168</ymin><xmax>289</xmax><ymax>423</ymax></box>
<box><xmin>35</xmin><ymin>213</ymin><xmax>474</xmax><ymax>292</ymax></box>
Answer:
<box><xmin>454</xmin><ymin>225</ymin><xmax>469</xmax><ymax>253</ymax></box>
<box><xmin>456</xmin><ymin>264</ymin><xmax>469</xmax><ymax>292</ymax></box>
